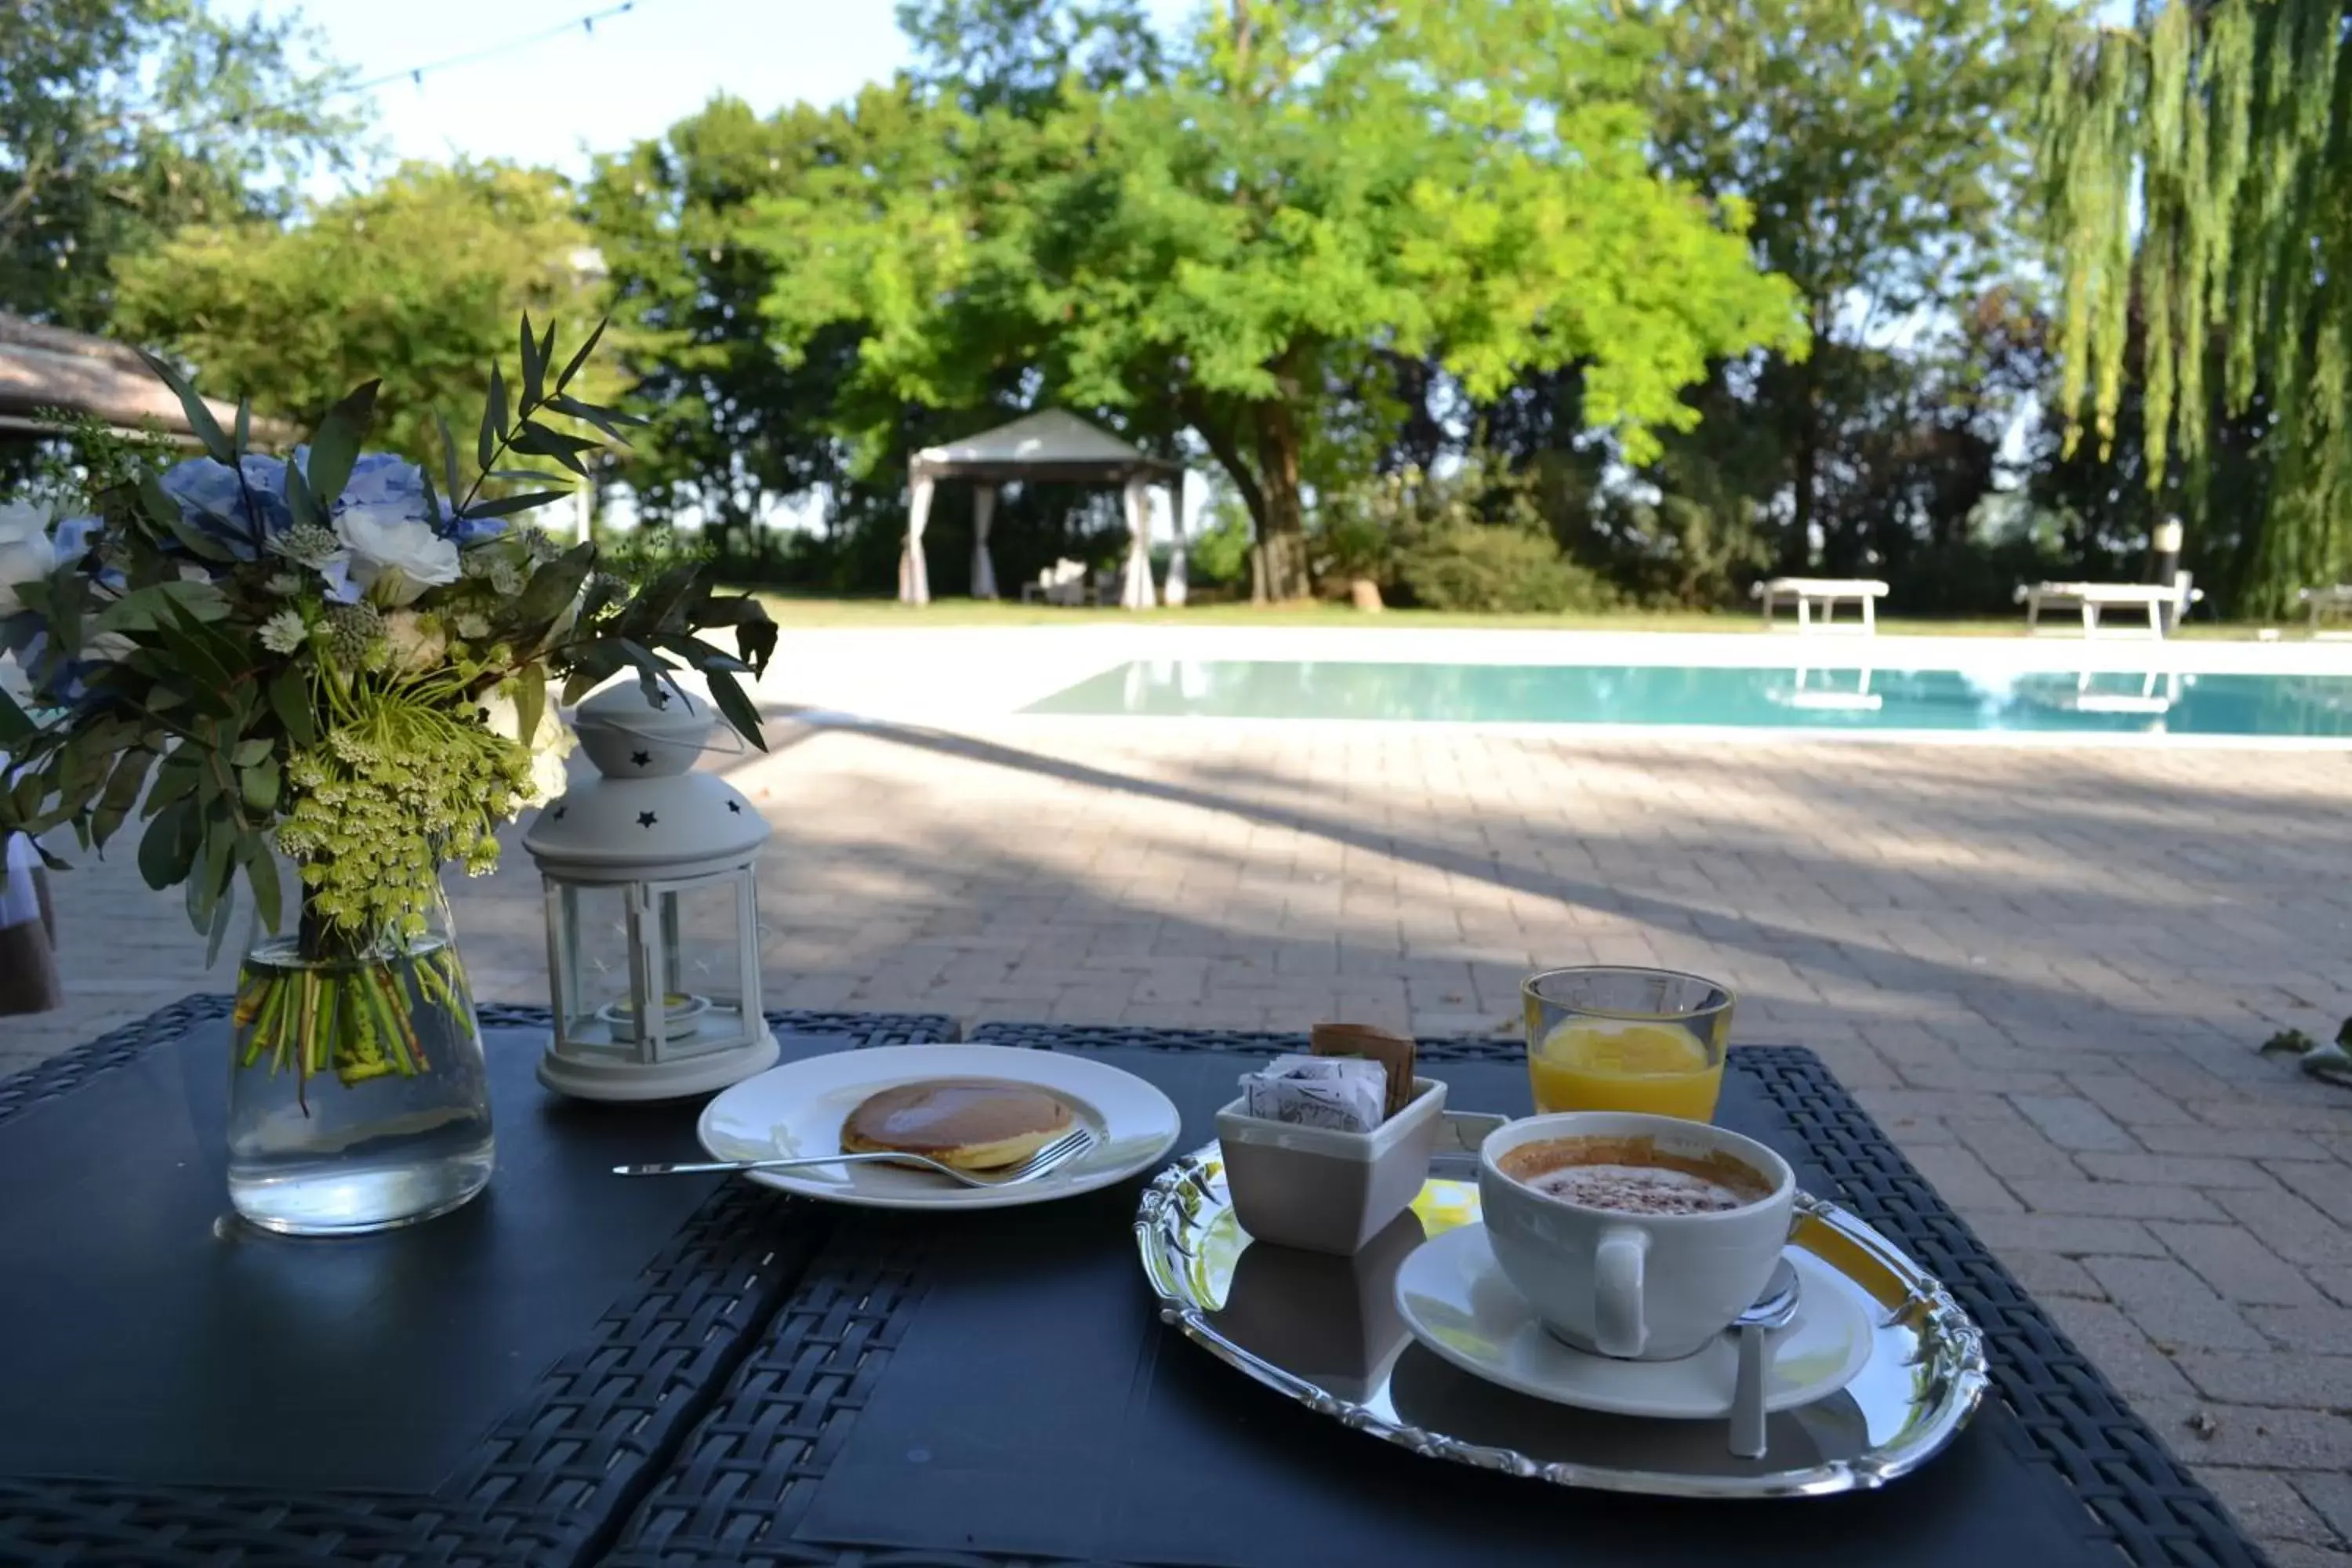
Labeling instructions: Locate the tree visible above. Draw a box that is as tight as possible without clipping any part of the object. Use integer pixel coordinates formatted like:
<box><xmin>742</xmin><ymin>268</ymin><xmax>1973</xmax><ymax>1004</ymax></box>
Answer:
<box><xmin>2038</xmin><ymin>0</ymin><xmax>2351</xmax><ymax>615</ymax></box>
<box><xmin>1632</xmin><ymin>0</ymin><xmax>2058</xmax><ymax>576</ymax></box>
<box><xmin>752</xmin><ymin>0</ymin><xmax>1802</xmax><ymax>601</ymax></box>
<box><xmin>0</xmin><ymin>0</ymin><xmax>358</xmax><ymax>330</ymax></box>
<box><xmin>110</xmin><ymin>162</ymin><xmax>612</xmax><ymax>473</ymax></box>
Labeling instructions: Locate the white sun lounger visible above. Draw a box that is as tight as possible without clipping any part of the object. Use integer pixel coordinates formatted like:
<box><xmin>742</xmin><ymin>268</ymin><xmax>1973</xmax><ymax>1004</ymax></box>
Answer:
<box><xmin>2017</xmin><ymin>575</ymin><xmax>2202</xmax><ymax>639</ymax></box>
<box><xmin>1751</xmin><ymin>578</ymin><xmax>1889</xmax><ymax>634</ymax></box>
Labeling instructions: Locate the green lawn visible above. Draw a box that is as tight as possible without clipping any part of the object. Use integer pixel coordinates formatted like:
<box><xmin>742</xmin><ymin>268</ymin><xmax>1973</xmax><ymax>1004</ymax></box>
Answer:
<box><xmin>748</xmin><ymin>593</ymin><xmax>2298</xmax><ymax>640</ymax></box>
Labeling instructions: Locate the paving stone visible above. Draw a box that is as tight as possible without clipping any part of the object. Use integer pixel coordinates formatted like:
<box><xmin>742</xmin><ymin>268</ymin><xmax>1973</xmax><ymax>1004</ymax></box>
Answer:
<box><xmin>2297</xmin><ymin>1473</ymin><xmax>2352</xmax><ymax>1549</ymax></box>
<box><xmin>1900</xmin><ymin>1142</ymin><xmax>2024</xmax><ymax>1215</ymax></box>
<box><xmin>2042</xmin><ymin>1296</ymin><xmax>2195</xmax><ymax>1399</ymax></box>
<box><xmin>2132</xmin><ymin>1399</ymin><xmax>2352</xmax><ymax>1471</ymax></box>
<box><xmin>2173</xmin><ymin>1352</ymin><xmax>2352</xmax><ymax>1408</ymax></box>
<box><xmin>2266</xmin><ymin>1542</ymin><xmax>2352</xmax><ymax>1568</ymax></box>
<box><xmin>2200</xmin><ymin>1468</ymin><xmax>2339</xmax><ymax>1546</ymax></box>
<box><xmin>2135</xmin><ymin>1123</ymin><xmax>2337</xmax><ymax>1161</ymax></box>
<box><xmin>2080</xmin><ymin>1257</ymin><xmax>2269</xmax><ymax>1351</ymax></box>
<box><xmin>2009</xmin><ymin>1178</ymin><xmax>2228</xmax><ymax>1221</ymax></box>
<box><xmin>2212</xmin><ymin>1189</ymin><xmax>2352</xmax><ymax>1269</ymax></box>
<box><xmin>2013</xmin><ymin>1094</ymin><xmax>2140</xmax><ymax>1152</ymax></box>
<box><xmin>1972</xmin><ymin>1214</ymin><xmax>2170</xmax><ymax>1258</ymax></box>
<box><xmin>1999</xmin><ymin>1249</ymin><xmax>2105</xmax><ymax>1300</ymax></box>
<box><xmin>2152</xmin><ymin>1223</ymin><xmax>2332</xmax><ymax>1307</ymax></box>
<box><xmin>2249</xmin><ymin>1306</ymin><xmax>2352</xmax><ymax>1357</ymax></box>
<box><xmin>2074</xmin><ymin>1152</ymin><xmax>2283</xmax><ymax>1189</ymax></box>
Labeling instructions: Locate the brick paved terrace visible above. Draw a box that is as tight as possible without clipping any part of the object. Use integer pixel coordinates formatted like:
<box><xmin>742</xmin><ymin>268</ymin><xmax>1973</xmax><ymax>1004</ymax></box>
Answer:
<box><xmin>12</xmin><ymin>628</ymin><xmax>2352</xmax><ymax>1563</ymax></box>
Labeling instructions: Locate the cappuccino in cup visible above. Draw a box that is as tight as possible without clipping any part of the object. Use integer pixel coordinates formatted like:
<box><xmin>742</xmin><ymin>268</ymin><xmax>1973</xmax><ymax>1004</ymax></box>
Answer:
<box><xmin>1479</xmin><ymin>1112</ymin><xmax>1796</xmax><ymax>1361</ymax></box>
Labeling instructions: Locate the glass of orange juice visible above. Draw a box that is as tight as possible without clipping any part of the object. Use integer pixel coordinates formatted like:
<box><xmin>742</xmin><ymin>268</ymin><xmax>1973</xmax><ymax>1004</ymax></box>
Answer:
<box><xmin>1523</xmin><ymin>967</ymin><xmax>1734</xmax><ymax>1122</ymax></box>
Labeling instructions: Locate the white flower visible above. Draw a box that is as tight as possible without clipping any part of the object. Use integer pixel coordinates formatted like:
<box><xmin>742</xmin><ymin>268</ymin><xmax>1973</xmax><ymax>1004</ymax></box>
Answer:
<box><xmin>259</xmin><ymin>609</ymin><xmax>308</xmax><ymax>655</ymax></box>
<box><xmin>380</xmin><ymin>610</ymin><xmax>449</xmax><ymax>674</ymax></box>
<box><xmin>0</xmin><ymin>500</ymin><xmax>57</xmax><ymax>618</ymax></box>
<box><xmin>455</xmin><ymin>611</ymin><xmax>491</xmax><ymax>641</ymax></box>
<box><xmin>477</xmin><ymin>677</ymin><xmax>576</xmax><ymax>805</ymax></box>
<box><xmin>334</xmin><ymin>507</ymin><xmax>460</xmax><ymax>607</ymax></box>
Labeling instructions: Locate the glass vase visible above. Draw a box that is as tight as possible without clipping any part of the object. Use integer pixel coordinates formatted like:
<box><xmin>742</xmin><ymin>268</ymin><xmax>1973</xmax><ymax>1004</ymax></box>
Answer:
<box><xmin>226</xmin><ymin>876</ymin><xmax>495</xmax><ymax>1235</ymax></box>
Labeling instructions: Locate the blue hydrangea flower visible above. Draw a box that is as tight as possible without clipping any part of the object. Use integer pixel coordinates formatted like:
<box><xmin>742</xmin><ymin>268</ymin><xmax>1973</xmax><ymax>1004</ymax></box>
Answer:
<box><xmin>160</xmin><ymin>455</ymin><xmax>293</xmax><ymax>557</ymax></box>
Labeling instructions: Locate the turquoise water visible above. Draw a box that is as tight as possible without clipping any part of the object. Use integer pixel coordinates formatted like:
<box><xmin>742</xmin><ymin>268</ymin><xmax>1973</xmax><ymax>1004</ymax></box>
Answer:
<box><xmin>1022</xmin><ymin>661</ymin><xmax>2352</xmax><ymax>737</ymax></box>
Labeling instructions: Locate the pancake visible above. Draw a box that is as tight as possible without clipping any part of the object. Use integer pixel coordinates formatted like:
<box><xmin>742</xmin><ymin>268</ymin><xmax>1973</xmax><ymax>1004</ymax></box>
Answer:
<box><xmin>841</xmin><ymin>1078</ymin><xmax>1076</xmax><ymax>1170</ymax></box>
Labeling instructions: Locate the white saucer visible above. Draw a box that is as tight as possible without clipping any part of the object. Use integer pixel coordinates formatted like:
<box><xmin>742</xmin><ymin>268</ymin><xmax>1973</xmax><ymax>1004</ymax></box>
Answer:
<box><xmin>1393</xmin><ymin>1222</ymin><xmax>1875</xmax><ymax>1419</ymax></box>
<box><xmin>696</xmin><ymin>1044</ymin><xmax>1182</xmax><ymax>1210</ymax></box>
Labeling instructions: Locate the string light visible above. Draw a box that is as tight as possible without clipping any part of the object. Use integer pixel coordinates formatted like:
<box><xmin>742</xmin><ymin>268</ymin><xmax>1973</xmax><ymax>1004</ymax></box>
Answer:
<box><xmin>158</xmin><ymin>2</ymin><xmax>650</xmax><ymax>139</ymax></box>
<box><xmin>332</xmin><ymin>2</ymin><xmax>644</xmax><ymax>103</ymax></box>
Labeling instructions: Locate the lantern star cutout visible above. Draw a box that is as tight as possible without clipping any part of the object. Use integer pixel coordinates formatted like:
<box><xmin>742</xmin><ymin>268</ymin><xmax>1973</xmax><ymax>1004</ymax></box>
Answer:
<box><xmin>637</xmin><ymin>810</ymin><xmax>659</xmax><ymax>829</ymax></box>
<box><xmin>631</xmin><ymin>750</ymin><xmax>652</xmax><ymax>768</ymax></box>
<box><xmin>726</xmin><ymin>800</ymin><xmax>742</xmax><ymax>814</ymax></box>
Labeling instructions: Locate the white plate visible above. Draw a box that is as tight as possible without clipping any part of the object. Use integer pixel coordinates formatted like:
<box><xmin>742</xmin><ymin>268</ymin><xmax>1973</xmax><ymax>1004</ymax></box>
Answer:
<box><xmin>696</xmin><ymin>1044</ymin><xmax>1183</xmax><ymax>1210</ymax></box>
<box><xmin>1394</xmin><ymin>1221</ymin><xmax>1875</xmax><ymax>1419</ymax></box>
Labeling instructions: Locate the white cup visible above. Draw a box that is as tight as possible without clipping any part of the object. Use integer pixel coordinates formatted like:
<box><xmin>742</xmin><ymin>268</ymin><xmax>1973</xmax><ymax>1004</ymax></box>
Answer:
<box><xmin>1477</xmin><ymin>1111</ymin><xmax>1795</xmax><ymax>1361</ymax></box>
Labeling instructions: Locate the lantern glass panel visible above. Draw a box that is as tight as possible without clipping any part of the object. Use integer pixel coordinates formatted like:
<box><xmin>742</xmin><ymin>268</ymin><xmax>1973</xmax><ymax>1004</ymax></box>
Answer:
<box><xmin>648</xmin><ymin>874</ymin><xmax>752</xmax><ymax>1056</ymax></box>
<box><xmin>548</xmin><ymin>880</ymin><xmax>641</xmax><ymax>1057</ymax></box>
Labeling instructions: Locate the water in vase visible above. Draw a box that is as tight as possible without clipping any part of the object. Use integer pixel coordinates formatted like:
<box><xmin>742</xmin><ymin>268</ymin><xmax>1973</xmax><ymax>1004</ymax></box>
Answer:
<box><xmin>227</xmin><ymin>933</ymin><xmax>496</xmax><ymax>1235</ymax></box>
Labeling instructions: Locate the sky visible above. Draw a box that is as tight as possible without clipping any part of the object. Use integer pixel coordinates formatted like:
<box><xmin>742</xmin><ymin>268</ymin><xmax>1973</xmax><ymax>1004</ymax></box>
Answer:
<box><xmin>270</xmin><ymin>0</ymin><xmax>1194</xmax><ymax>178</ymax></box>
<box><xmin>261</xmin><ymin>0</ymin><xmax>1208</xmax><ymax>541</ymax></box>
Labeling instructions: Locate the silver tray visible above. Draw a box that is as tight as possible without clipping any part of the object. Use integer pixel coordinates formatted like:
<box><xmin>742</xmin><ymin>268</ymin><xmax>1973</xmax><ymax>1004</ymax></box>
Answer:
<box><xmin>1133</xmin><ymin>1110</ymin><xmax>1989</xmax><ymax>1501</ymax></box>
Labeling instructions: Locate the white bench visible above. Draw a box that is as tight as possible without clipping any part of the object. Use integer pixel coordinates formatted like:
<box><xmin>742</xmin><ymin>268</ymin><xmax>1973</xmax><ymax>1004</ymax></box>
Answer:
<box><xmin>2016</xmin><ymin>575</ymin><xmax>2202</xmax><ymax>639</ymax></box>
<box><xmin>2300</xmin><ymin>586</ymin><xmax>2352</xmax><ymax>639</ymax></box>
<box><xmin>1751</xmin><ymin>577</ymin><xmax>1889</xmax><ymax>634</ymax></box>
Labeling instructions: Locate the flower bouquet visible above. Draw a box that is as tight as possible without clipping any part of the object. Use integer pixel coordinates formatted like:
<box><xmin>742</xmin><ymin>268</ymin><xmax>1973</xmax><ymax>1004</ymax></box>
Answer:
<box><xmin>0</xmin><ymin>318</ymin><xmax>775</xmax><ymax>1231</ymax></box>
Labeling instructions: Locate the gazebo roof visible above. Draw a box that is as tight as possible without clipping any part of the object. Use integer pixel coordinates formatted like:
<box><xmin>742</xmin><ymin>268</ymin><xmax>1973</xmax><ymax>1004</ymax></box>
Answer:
<box><xmin>0</xmin><ymin>312</ymin><xmax>250</xmax><ymax>444</ymax></box>
<box><xmin>911</xmin><ymin>409</ymin><xmax>1181</xmax><ymax>485</ymax></box>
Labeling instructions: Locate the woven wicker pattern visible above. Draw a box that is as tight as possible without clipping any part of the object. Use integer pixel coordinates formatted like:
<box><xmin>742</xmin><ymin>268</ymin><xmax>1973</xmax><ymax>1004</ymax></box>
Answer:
<box><xmin>0</xmin><ymin>999</ymin><xmax>956</xmax><ymax>1568</ymax></box>
<box><xmin>600</xmin><ymin>1022</ymin><xmax>2261</xmax><ymax>1568</ymax></box>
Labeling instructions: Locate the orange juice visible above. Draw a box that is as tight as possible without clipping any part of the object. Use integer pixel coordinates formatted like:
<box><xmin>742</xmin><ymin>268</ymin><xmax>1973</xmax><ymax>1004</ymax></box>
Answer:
<box><xmin>1528</xmin><ymin>1021</ymin><xmax>1723</xmax><ymax>1121</ymax></box>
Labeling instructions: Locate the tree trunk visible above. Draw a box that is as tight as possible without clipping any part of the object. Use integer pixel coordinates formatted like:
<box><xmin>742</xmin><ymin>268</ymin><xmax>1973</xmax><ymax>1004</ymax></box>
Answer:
<box><xmin>1253</xmin><ymin>397</ymin><xmax>1310</xmax><ymax>601</ymax></box>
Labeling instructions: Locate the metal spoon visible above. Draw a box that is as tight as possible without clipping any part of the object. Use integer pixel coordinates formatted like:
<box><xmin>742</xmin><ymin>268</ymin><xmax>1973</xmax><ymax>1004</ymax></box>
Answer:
<box><xmin>614</xmin><ymin>1127</ymin><xmax>1095</xmax><ymax>1187</ymax></box>
<box><xmin>1729</xmin><ymin>1258</ymin><xmax>1801</xmax><ymax>1459</ymax></box>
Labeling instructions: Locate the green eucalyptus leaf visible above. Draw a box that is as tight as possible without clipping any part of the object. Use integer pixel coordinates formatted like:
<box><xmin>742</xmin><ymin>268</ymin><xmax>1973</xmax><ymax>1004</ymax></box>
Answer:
<box><xmin>514</xmin><ymin>662</ymin><xmax>547</xmax><ymax>752</ymax></box>
<box><xmin>304</xmin><ymin>379</ymin><xmax>380</xmax><ymax>509</ymax></box>
<box><xmin>143</xmin><ymin>753</ymin><xmax>201</xmax><ymax>819</ymax></box>
<box><xmin>509</xmin><ymin>422</ymin><xmax>594</xmax><ymax>477</ymax></box>
<box><xmin>283</xmin><ymin>459</ymin><xmax>323</xmax><ymax>530</ymax></box>
<box><xmin>481</xmin><ymin>363</ymin><xmax>507</xmax><ymax>470</ymax></box>
<box><xmin>91</xmin><ymin>747</ymin><xmax>156</xmax><ymax>851</ymax></box>
<box><xmin>437</xmin><ymin>410</ymin><xmax>464</xmax><ymax>506</ymax></box>
<box><xmin>506</xmin><ymin>542</ymin><xmax>595</xmax><ymax>631</ymax></box>
<box><xmin>93</xmin><ymin>579</ymin><xmax>231</xmax><ymax>634</ymax></box>
<box><xmin>136</xmin><ymin>350</ymin><xmax>234</xmax><ymax>464</ymax></box>
<box><xmin>461</xmin><ymin>488</ymin><xmax>571</xmax><ymax>521</ymax></box>
<box><xmin>239</xmin><ymin>760</ymin><xmax>280</xmax><ymax>812</ymax></box>
<box><xmin>555</xmin><ymin>317</ymin><xmax>606</xmax><ymax>393</ymax></box>
<box><xmin>706</xmin><ymin>669</ymin><xmax>768</xmax><ymax>753</ymax></box>
<box><xmin>0</xmin><ymin>686</ymin><xmax>31</xmax><ymax>746</ymax></box>
<box><xmin>546</xmin><ymin>394</ymin><xmax>639</xmax><ymax>447</ymax></box>
<box><xmin>137</xmin><ymin>797</ymin><xmax>197</xmax><ymax>890</ymax></box>
<box><xmin>520</xmin><ymin>311</ymin><xmax>544</xmax><ymax>408</ymax></box>
<box><xmin>267</xmin><ymin>668</ymin><xmax>314</xmax><ymax>746</ymax></box>
<box><xmin>244</xmin><ymin>841</ymin><xmax>283</xmax><ymax>934</ymax></box>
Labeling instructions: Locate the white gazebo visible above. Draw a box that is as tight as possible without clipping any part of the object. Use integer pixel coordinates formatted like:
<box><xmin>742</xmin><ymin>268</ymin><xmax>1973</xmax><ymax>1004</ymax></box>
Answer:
<box><xmin>902</xmin><ymin>409</ymin><xmax>1187</xmax><ymax>608</ymax></box>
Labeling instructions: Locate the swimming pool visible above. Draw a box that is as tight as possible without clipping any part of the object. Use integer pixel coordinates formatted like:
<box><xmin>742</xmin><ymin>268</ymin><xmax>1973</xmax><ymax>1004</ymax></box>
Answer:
<box><xmin>1022</xmin><ymin>660</ymin><xmax>2352</xmax><ymax>739</ymax></box>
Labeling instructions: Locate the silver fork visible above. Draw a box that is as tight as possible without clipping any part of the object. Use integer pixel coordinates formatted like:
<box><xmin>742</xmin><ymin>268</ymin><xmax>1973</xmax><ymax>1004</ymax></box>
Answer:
<box><xmin>612</xmin><ymin>1127</ymin><xmax>1096</xmax><ymax>1186</ymax></box>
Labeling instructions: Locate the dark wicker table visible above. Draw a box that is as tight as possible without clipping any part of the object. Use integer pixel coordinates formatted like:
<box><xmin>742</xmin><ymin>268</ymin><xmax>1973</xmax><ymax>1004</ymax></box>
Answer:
<box><xmin>0</xmin><ymin>1009</ymin><xmax>2263</xmax><ymax>1568</ymax></box>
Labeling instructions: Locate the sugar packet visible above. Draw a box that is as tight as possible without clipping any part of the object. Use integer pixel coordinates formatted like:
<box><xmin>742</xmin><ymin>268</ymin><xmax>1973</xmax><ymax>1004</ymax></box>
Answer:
<box><xmin>1240</xmin><ymin>1054</ymin><xmax>1388</xmax><ymax>1133</ymax></box>
<box><xmin>1310</xmin><ymin>1022</ymin><xmax>1417</xmax><ymax>1120</ymax></box>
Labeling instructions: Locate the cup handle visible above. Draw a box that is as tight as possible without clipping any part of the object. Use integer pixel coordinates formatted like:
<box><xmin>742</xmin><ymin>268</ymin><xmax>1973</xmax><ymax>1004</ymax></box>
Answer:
<box><xmin>1594</xmin><ymin>1225</ymin><xmax>1649</xmax><ymax>1357</ymax></box>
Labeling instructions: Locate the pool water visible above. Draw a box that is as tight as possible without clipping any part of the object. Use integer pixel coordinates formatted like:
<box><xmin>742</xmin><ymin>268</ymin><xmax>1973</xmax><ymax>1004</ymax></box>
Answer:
<box><xmin>1022</xmin><ymin>661</ymin><xmax>2352</xmax><ymax>738</ymax></box>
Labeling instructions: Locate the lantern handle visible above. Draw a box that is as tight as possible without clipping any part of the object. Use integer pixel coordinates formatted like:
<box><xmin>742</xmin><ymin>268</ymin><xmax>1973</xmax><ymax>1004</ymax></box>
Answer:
<box><xmin>596</xmin><ymin>716</ymin><xmax>750</xmax><ymax>757</ymax></box>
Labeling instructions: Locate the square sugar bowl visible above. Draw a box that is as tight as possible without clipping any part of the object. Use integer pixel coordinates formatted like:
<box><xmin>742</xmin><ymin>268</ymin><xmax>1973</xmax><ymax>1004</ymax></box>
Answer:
<box><xmin>1216</xmin><ymin>1078</ymin><xmax>1447</xmax><ymax>1255</ymax></box>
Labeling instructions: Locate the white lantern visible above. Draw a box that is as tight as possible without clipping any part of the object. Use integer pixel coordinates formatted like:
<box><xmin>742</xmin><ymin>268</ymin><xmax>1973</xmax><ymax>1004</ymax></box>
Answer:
<box><xmin>522</xmin><ymin>681</ymin><xmax>778</xmax><ymax>1100</ymax></box>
